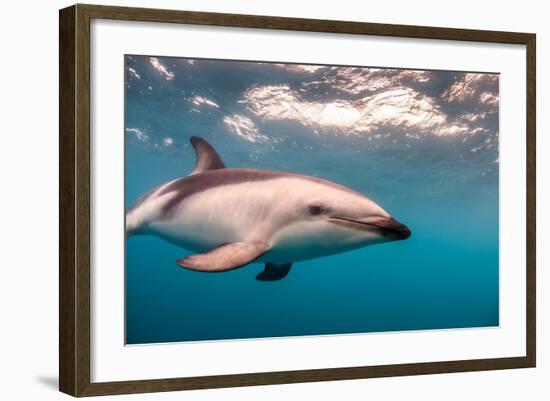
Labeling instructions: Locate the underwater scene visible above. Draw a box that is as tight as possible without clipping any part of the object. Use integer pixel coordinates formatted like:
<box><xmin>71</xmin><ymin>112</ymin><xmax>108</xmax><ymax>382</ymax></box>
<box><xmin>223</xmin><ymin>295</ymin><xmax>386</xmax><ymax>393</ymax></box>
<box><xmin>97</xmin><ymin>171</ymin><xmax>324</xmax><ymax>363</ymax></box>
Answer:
<box><xmin>124</xmin><ymin>55</ymin><xmax>499</xmax><ymax>344</ymax></box>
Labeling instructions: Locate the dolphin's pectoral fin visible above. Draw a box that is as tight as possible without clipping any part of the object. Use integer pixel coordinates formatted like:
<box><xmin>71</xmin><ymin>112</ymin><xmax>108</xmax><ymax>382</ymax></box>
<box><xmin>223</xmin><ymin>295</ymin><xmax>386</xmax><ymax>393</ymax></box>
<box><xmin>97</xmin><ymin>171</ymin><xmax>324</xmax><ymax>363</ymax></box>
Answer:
<box><xmin>176</xmin><ymin>241</ymin><xmax>267</xmax><ymax>272</ymax></box>
<box><xmin>189</xmin><ymin>136</ymin><xmax>226</xmax><ymax>175</ymax></box>
<box><xmin>256</xmin><ymin>262</ymin><xmax>293</xmax><ymax>281</ymax></box>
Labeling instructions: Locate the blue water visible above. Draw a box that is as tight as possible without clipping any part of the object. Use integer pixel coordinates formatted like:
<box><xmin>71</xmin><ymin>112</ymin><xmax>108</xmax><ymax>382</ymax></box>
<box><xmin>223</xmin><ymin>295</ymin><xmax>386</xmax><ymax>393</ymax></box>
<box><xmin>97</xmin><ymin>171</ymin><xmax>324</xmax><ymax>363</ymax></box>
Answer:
<box><xmin>124</xmin><ymin>56</ymin><xmax>499</xmax><ymax>344</ymax></box>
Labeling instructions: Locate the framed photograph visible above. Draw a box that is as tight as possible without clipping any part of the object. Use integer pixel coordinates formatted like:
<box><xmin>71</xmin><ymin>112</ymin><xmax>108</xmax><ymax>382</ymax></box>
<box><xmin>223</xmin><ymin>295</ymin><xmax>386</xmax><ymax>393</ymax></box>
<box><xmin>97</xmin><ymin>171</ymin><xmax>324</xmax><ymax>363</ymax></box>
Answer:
<box><xmin>59</xmin><ymin>4</ymin><xmax>536</xmax><ymax>397</ymax></box>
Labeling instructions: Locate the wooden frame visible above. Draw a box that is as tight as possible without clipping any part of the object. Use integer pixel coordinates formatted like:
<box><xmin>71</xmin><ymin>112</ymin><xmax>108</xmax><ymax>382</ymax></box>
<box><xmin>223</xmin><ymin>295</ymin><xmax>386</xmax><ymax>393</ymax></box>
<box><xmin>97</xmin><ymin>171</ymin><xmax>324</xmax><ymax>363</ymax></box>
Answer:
<box><xmin>59</xmin><ymin>3</ymin><xmax>536</xmax><ymax>397</ymax></box>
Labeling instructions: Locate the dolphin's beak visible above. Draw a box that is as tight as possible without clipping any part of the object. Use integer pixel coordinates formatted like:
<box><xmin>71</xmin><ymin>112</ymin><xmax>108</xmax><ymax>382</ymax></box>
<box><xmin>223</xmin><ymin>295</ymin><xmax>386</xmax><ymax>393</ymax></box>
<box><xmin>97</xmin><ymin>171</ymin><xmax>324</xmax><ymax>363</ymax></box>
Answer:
<box><xmin>328</xmin><ymin>216</ymin><xmax>411</xmax><ymax>240</ymax></box>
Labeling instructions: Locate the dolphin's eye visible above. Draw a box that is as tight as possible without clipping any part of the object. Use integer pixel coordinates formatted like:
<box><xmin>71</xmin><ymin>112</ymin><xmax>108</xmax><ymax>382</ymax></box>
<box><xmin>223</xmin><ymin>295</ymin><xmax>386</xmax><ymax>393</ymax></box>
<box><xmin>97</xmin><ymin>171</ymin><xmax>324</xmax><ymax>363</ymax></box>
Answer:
<box><xmin>308</xmin><ymin>205</ymin><xmax>324</xmax><ymax>216</ymax></box>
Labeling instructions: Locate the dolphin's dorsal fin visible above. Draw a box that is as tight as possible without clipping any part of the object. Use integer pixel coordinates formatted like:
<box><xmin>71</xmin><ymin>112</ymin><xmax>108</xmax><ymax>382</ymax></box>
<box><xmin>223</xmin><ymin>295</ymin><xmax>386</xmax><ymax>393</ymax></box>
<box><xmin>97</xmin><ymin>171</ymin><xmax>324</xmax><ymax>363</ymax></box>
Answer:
<box><xmin>189</xmin><ymin>136</ymin><xmax>226</xmax><ymax>175</ymax></box>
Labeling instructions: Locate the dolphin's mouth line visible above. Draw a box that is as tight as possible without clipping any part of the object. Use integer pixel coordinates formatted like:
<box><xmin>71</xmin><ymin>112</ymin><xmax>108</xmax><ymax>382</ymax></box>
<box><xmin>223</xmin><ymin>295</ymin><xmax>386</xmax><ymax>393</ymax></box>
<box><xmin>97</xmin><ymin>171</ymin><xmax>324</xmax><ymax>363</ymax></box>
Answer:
<box><xmin>329</xmin><ymin>216</ymin><xmax>381</xmax><ymax>229</ymax></box>
<box><xmin>329</xmin><ymin>216</ymin><xmax>411</xmax><ymax>239</ymax></box>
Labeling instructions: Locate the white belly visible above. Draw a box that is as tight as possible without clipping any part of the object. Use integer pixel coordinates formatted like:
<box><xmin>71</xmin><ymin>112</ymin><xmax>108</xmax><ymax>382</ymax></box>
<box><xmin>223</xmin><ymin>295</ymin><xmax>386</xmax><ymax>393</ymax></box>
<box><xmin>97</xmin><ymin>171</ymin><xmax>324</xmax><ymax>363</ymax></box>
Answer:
<box><xmin>147</xmin><ymin>181</ymin><xmax>277</xmax><ymax>253</ymax></box>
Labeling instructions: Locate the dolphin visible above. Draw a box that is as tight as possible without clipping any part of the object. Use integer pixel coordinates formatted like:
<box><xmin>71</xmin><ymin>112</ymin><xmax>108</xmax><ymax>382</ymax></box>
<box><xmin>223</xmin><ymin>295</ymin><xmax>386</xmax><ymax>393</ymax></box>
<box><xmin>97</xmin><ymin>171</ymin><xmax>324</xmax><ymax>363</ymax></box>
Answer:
<box><xmin>126</xmin><ymin>136</ymin><xmax>411</xmax><ymax>281</ymax></box>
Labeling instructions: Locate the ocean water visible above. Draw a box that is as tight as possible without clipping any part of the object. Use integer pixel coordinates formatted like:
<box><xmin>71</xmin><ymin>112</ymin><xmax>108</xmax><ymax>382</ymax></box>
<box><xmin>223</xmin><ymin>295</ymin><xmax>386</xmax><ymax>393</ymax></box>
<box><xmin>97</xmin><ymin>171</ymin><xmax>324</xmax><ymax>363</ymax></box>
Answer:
<box><xmin>124</xmin><ymin>56</ymin><xmax>499</xmax><ymax>344</ymax></box>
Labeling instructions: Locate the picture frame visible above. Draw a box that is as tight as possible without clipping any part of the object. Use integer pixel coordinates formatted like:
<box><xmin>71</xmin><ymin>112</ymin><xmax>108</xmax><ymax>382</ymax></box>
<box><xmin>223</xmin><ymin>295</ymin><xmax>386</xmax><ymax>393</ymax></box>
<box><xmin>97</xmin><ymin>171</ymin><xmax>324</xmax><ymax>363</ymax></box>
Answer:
<box><xmin>59</xmin><ymin>3</ymin><xmax>536</xmax><ymax>397</ymax></box>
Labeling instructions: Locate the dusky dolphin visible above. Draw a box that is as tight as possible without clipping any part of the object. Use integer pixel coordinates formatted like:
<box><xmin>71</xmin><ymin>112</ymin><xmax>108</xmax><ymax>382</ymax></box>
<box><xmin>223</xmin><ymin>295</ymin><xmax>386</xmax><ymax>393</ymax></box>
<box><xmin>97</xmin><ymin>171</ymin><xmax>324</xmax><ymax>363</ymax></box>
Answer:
<box><xmin>126</xmin><ymin>136</ymin><xmax>411</xmax><ymax>281</ymax></box>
